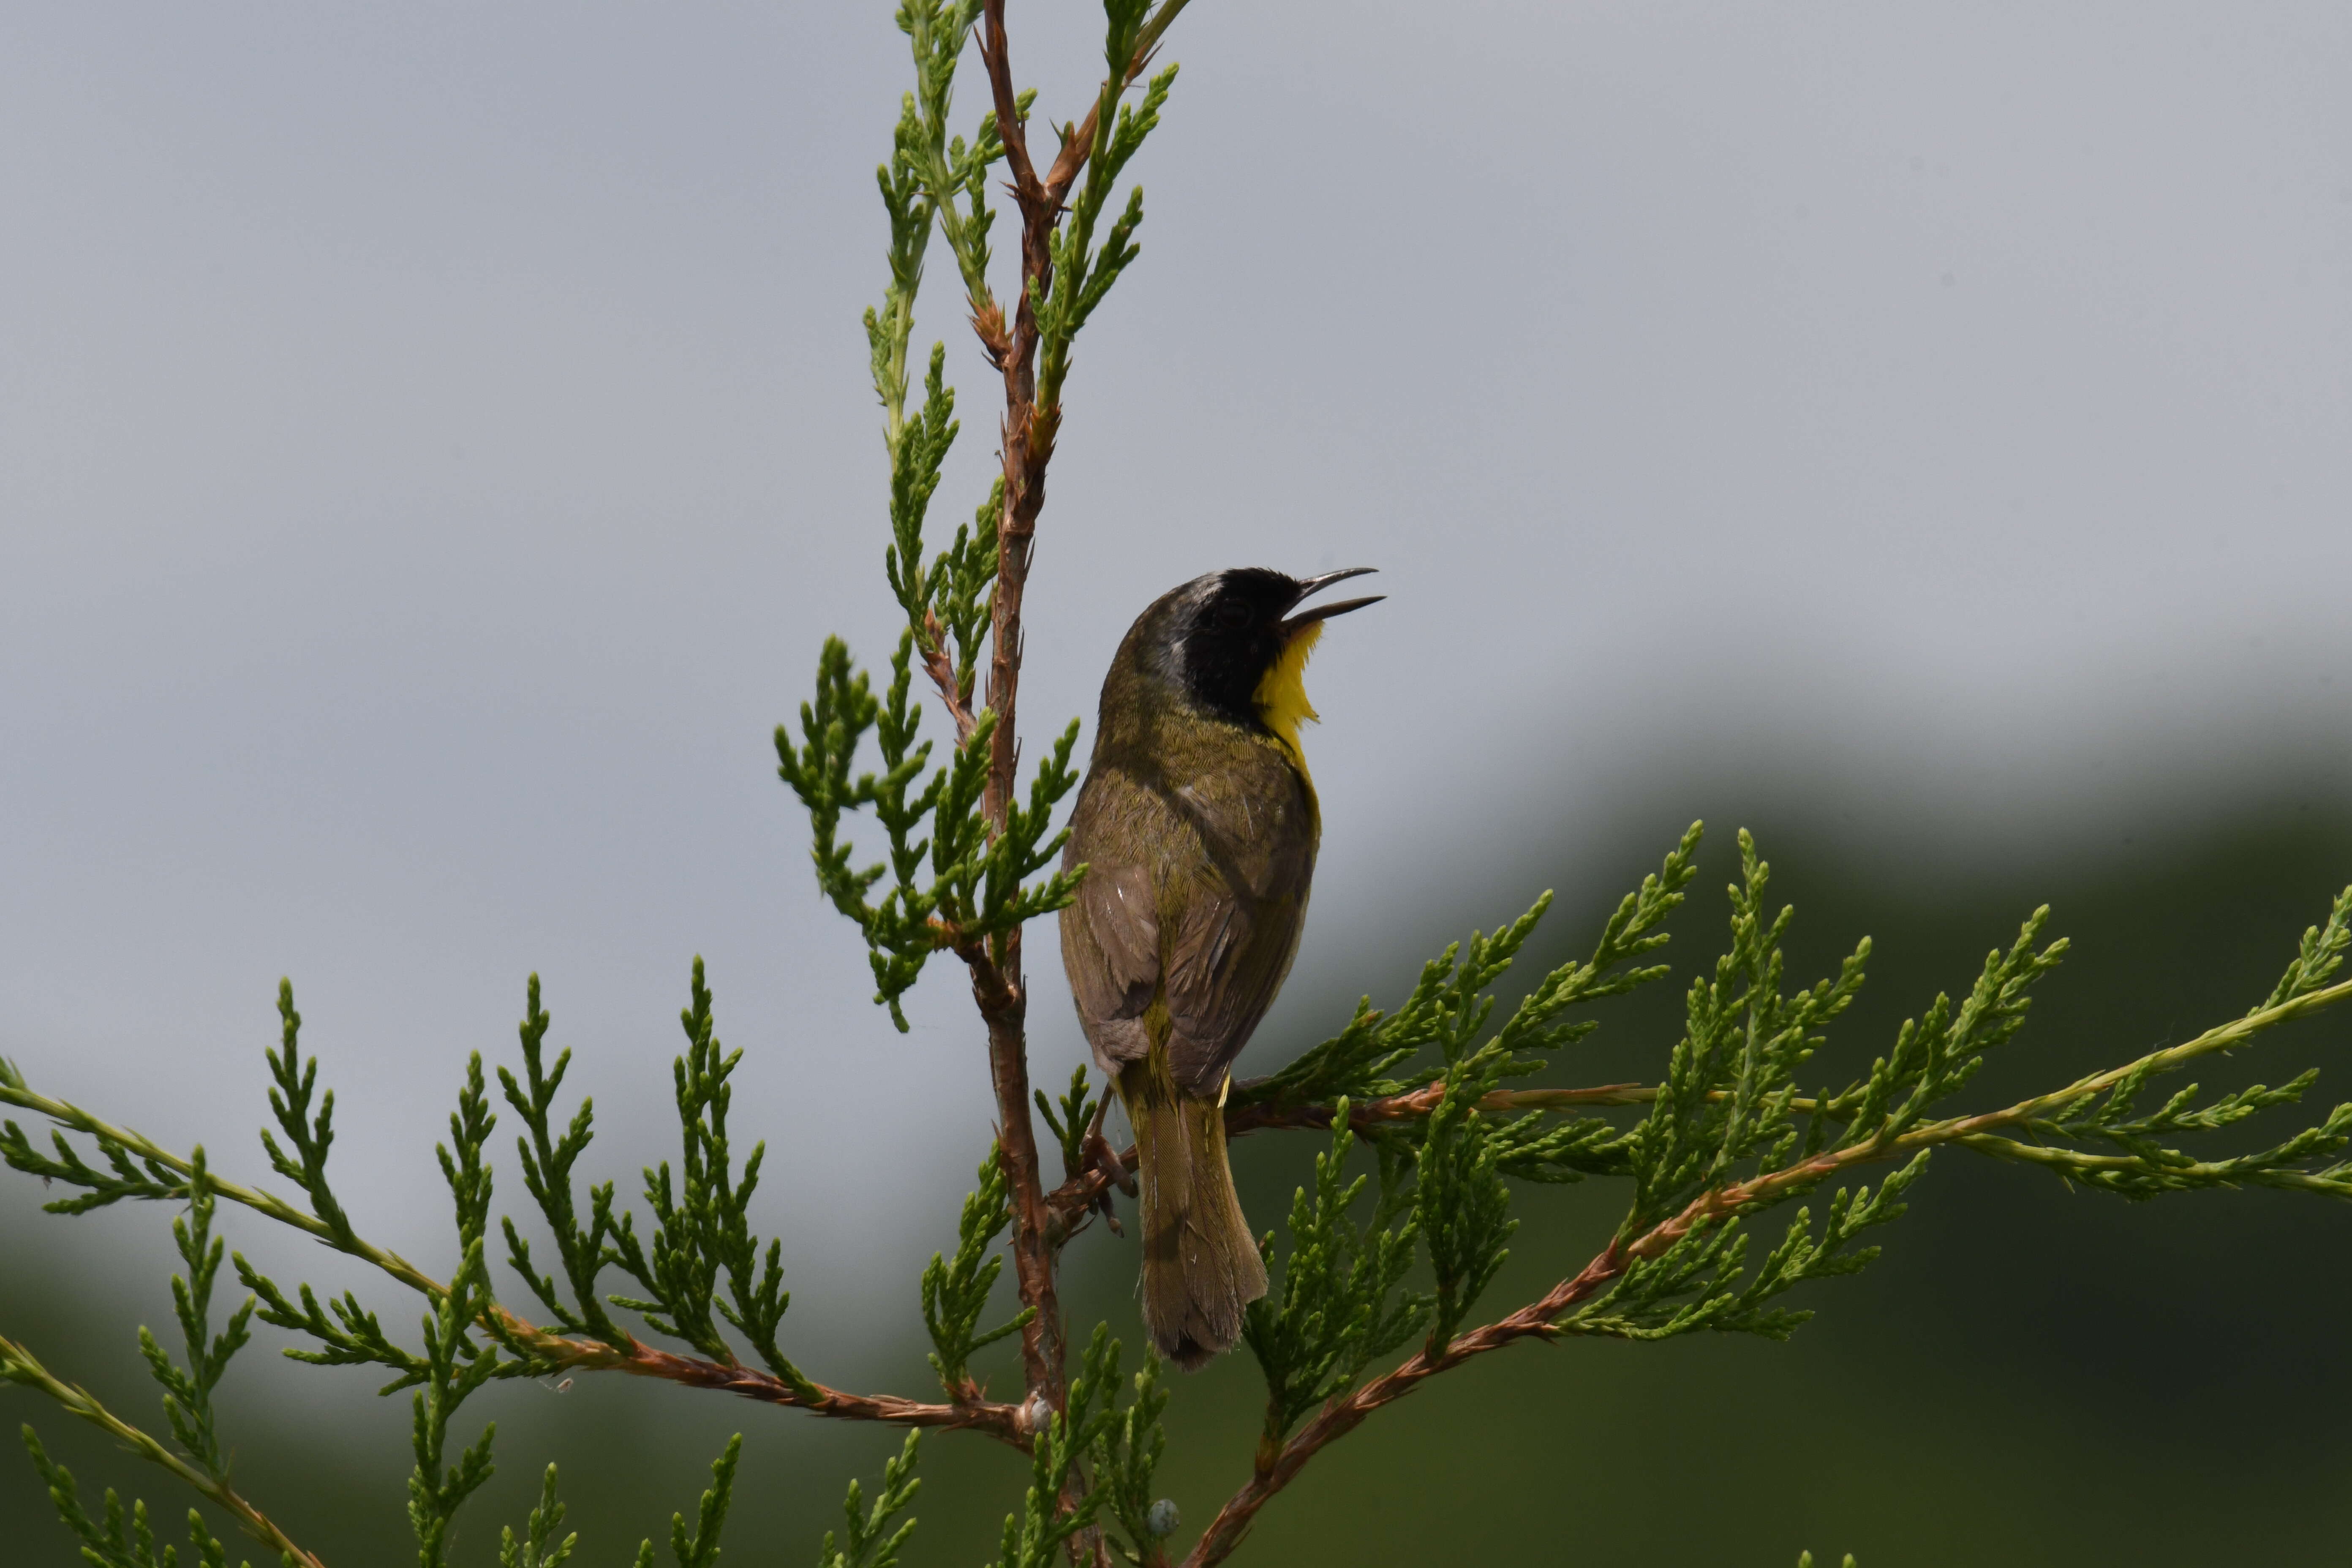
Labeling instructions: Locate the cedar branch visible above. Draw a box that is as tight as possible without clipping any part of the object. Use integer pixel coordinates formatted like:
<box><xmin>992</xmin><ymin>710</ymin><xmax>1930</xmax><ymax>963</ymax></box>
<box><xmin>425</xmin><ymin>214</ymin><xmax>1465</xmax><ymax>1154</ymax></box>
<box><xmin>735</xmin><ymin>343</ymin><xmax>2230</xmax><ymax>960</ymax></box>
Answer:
<box><xmin>0</xmin><ymin>1078</ymin><xmax>1029</xmax><ymax>1448</ymax></box>
<box><xmin>1177</xmin><ymin>973</ymin><xmax>2352</xmax><ymax>1565</ymax></box>
<box><xmin>958</xmin><ymin>0</ymin><xmax>1194</xmax><ymax>1416</ymax></box>
<box><xmin>0</xmin><ymin>1329</ymin><xmax>328</xmax><ymax>1568</ymax></box>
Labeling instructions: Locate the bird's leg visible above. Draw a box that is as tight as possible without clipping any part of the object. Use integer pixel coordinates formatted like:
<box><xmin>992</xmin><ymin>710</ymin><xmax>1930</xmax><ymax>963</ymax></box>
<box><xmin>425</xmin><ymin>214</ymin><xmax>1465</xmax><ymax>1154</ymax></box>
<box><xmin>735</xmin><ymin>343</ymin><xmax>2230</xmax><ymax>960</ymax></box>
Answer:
<box><xmin>1084</xmin><ymin>1088</ymin><xmax>1135</xmax><ymax>1192</ymax></box>
<box><xmin>1082</xmin><ymin>1086</ymin><xmax>1136</xmax><ymax>1235</ymax></box>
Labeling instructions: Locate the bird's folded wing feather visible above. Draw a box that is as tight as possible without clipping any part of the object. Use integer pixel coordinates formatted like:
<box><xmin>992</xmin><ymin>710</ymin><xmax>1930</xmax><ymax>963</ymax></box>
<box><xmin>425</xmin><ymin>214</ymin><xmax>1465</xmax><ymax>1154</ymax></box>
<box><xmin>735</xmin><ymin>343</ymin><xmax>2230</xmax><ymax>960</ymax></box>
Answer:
<box><xmin>1065</xmin><ymin>859</ymin><xmax>1160</xmax><ymax>1050</ymax></box>
<box><xmin>1161</xmin><ymin>764</ymin><xmax>1316</xmax><ymax>1094</ymax></box>
<box><xmin>1060</xmin><ymin>748</ymin><xmax>1317</xmax><ymax>1088</ymax></box>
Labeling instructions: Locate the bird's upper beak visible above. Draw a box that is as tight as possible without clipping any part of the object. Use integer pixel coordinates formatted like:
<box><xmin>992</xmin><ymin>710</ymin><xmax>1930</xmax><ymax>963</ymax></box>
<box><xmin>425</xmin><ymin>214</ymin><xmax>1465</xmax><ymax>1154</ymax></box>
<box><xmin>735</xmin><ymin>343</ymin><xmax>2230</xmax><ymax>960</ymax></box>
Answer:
<box><xmin>1281</xmin><ymin>567</ymin><xmax>1382</xmax><ymax>635</ymax></box>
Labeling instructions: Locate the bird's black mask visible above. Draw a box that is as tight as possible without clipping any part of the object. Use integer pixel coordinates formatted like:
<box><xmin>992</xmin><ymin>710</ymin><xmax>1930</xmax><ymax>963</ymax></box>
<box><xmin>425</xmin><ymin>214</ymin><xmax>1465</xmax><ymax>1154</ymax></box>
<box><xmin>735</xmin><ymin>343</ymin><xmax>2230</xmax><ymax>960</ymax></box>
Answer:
<box><xmin>1146</xmin><ymin>567</ymin><xmax>1381</xmax><ymax>729</ymax></box>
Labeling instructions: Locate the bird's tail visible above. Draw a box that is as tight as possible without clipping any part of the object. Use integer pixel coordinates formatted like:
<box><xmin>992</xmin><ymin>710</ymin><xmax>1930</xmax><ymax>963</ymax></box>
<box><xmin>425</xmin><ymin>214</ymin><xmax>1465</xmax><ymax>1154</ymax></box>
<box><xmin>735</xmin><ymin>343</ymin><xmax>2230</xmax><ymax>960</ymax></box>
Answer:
<box><xmin>1119</xmin><ymin>1056</ymin><xmax>1268</xmax><ymax>1369</ymax></box>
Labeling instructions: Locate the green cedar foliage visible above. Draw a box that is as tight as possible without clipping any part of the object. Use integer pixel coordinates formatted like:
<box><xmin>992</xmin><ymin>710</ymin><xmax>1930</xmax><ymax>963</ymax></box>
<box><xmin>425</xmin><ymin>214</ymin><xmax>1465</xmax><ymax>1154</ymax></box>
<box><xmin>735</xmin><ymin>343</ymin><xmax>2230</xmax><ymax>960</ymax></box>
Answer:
<box><xmin>254</xmin><ymin>984</ymin><xmax>354</xmax><ymax>1249</ymax></box>
<box><xmin>2</xmin><ymin>967</ymin><xmax>838</xmax><ymax>1565</ymax></box>
<box><xmin>1093</xmin><ymin>1356</ymin><xmax>1172</xmax><ymax>1565</ymax></box>
<box><xmin>986</xmin><ymin>1325</ymin><xmax>1157</xmax><ymax>1568</ymax></box>
<box><xmin>10</xmin><ymin>697</ymin><xmax>2352</xmax><ymax>1567</ymax></box>
<box><xmin>920</xmin><ymin>1146</ymin><xmax>1032</xmax><ymax>1396</ymax></box>
<box><xmin>774</xmin><ymin>636</ymin><xmax>1083</xmax><ymax>1028</ymax></box>
<box><xmin>1034</xmin><ymin>1066</ymin><xmax>1101</xmax><ymax>1186</ymax></box>
<box><xmin>496</xmin><ymin>974</ymin><xmax>626</xmax><ymax>1345</ymax></box>
<box><xmin>773</xmin><ymin>0</ymin><xmax>1177</xmax><ymax>1033</ymax></box>
<box><xmin>1034</xmin><ymin>48</ymin><xmax>1176</xmax><ymax>414</ymax></box>
<box><xmin>1245</xmin><ymin>821</ymin><xmax>1701</xmax><ymax>1116</ymax></box>
<box><xmin>499</xmin><ymin>1465</ymin><xmax>580</xmax><ymax>1568</ymax></box>
<box><xmin>816</xmin><ymin>1432</ymin><xmax>923</xmax><ymax>1568</ymax></box>
<box><xmin>608</xmin><ymin>962</ymin><xmax>784</xmax><ymax>1367</ymax></box>
<box><xmin>17</xmin><ymin>1430</ymin><xmax>253</xmax><ymax>1568</ymax></box>
<box><xmin>644</xmin><ymin>1434</ymin><xmax>742</xmax><ymax>1568</ymax></box>
<box><xmin>1244</xmin><ymin>1108</ymin><xmax>1427</xmax><ymax>1439</ymax></box>
<box><xmin>138</xmin><ymin>1153</ymin><xmax>253</xmax><ymax>1481</ymax></box>
<box><xmin>8</xmin><ymin>5</ymin><xmax>2352</xmax><ymax>1567</ymax></box>
<box><xmin>3</xmin><ymin>1167</ymin><xmax>274</xmax><ymax>1568</ymax></box>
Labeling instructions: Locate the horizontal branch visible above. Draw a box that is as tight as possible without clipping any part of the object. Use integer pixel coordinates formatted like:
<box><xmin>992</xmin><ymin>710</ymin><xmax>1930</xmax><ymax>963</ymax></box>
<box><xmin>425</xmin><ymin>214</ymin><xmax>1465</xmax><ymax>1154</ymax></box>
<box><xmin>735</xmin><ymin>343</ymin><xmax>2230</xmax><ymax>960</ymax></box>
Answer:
<box><xmin>0</xmin><ymin>1329</ymin><xmax>327</xmax><ymax>1568</ymax></box>
<box><xmin>522</xmin><ymin>1331</ymin><xmax>1023</xmax><ymax>1440</ymax></box>
<box><xmin>0</xmin><ymin>1078</ymin><xmax>1027</xmax><ymax>1447</ymax></box>
<box><xmin>0</xmin><ymin>1076</ymin><xmax>444</xmax><ymax>1295</ymax></box>
<box><xmin>1070</xmin><ymin>960</ymin><xmax>2352</xmax><ymax>1233</ymax></box>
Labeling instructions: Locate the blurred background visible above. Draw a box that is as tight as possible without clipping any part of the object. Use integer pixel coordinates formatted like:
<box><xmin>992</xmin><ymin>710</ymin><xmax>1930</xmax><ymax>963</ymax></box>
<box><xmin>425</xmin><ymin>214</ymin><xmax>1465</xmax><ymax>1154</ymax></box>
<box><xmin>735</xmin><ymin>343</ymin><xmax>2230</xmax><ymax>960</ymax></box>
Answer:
<box><xmin>4</xmin><ymin>3</ymin><xmax>2350</xmax><ymax>1562</ymax></box>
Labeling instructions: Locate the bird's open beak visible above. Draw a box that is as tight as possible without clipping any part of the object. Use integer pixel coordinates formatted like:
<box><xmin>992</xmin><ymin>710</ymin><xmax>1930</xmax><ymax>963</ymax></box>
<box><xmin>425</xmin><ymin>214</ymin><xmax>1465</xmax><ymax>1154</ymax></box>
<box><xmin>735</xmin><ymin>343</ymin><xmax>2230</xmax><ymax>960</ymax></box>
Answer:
<box><xmin>1282</xmin><ymin>567</ymin><xmax>1382</xmax><ymax>635</ymax></box>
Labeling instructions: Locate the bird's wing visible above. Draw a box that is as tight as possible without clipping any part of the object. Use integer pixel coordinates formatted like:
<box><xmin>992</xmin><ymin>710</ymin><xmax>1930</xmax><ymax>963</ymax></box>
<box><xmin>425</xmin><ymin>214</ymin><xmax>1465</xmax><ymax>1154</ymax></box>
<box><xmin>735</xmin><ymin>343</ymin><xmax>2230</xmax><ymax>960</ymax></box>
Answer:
<box><xmin>1162</xmin><ymin>883</ymin><xmax>1305</xmax><ymax>1094</ymax></box>
<box><xmin>1060</xmin><ymin>796</ymin><xmax>1163</xmax><ymax>1068</ymax></box>
<box><xmin>1068</xmin><ymin>860</ymin><xmax>1159</xmax><ymax>1019</ymax></box>
<box><xmin>1160</xmin><ymin>756</ymin><xmax>1318</xmax><ymax>1094</ymax></box>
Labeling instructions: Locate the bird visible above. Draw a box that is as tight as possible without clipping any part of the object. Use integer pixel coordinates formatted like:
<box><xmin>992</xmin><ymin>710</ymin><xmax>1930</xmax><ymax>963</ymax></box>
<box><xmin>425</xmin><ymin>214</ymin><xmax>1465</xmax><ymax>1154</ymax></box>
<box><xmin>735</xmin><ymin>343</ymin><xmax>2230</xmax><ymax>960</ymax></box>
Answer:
<box><xmin>1059</xmin><ymin>566</ymin><xmax>1381</xmax><ymax>1368</ymax></box>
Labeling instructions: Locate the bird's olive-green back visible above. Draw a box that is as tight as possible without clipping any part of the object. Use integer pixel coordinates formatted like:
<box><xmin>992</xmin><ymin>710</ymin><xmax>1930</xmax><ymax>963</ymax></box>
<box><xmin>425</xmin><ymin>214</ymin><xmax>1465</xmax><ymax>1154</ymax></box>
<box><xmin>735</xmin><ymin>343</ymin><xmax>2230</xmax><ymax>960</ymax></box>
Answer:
<box><xmin>1059</xmin><ymin>626</ymin><xmax>1320</xmax><ymax>1097</ymax></box>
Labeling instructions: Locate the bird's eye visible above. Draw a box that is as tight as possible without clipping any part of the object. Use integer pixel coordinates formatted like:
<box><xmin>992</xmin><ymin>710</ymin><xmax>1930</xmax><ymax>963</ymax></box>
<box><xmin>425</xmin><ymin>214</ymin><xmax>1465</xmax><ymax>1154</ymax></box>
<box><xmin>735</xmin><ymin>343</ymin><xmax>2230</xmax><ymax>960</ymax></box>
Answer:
<box><xmin>1214</xmin><ymin>601</ymin><xmax>1251</xmax><ymax>631</ymax></box>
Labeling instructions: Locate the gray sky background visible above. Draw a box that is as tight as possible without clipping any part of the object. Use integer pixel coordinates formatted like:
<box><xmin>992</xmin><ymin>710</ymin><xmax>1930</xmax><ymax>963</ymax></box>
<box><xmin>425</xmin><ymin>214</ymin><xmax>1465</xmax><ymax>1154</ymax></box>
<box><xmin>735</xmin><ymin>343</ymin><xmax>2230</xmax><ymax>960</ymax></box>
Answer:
<box><xmin>4</xmin><ymin>2</ymin><xmax>2349</xmax><ymax>1433</ymax></box>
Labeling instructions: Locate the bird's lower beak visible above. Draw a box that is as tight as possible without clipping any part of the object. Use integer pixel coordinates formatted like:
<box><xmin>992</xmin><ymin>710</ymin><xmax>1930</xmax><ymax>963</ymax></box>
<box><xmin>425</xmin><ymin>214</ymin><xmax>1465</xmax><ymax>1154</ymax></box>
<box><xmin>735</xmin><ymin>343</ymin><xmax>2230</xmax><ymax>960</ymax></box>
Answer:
<box><xmin>1282</xmin><ymin>566</ymin><xmax>1383</xmax><ymax>635</ymax></box>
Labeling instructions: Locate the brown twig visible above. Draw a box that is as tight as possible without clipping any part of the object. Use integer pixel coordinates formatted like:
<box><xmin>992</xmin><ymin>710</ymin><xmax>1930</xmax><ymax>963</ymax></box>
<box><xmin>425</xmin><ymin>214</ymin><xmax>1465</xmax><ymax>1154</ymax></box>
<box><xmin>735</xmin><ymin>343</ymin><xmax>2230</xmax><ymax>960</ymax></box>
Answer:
<box><xmin>0</xmin><ymin>1329</ymin><xmax>331</xmax><ymax>1568</ymax></box>
<box><xmin>962</xmin><ymin>0</ymin><xmax>1062</xmax><ymax>1418</ymax></box>
<box><xmin>966</xmin><ymin>945</ymin><xmax>1065</xmax><ymax>1405</ymax></box>
<box><xmin>514</xmin><ymin>1323</ymin><xmax>1025</xmax><ymax>1443</ymax></box>
<box><xmin>918</xmin><ymin>608</ymin><xmax>980</xmax><ymax>745</ymax></box>
<box><xmin>975</xmin><ymin>0</ymin><xmax>1043</xmax><ymax>836</ymax></box>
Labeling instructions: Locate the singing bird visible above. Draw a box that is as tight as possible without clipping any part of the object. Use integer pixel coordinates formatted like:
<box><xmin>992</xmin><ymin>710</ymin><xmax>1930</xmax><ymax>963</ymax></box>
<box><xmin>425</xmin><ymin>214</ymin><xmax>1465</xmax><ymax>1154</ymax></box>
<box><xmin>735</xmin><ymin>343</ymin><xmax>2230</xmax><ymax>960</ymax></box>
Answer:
<box><xmin>1059</xmin><ymin>567</ymin><xmax>1381</xmax><ymax>1368</ymax></box>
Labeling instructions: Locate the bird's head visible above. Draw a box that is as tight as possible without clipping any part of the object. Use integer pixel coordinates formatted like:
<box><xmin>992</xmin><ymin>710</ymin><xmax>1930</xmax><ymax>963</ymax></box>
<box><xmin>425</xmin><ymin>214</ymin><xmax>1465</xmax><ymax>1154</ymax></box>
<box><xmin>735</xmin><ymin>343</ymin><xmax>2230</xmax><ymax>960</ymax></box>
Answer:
<box><xmin>1113</xmin><ymin>567</ymin><xmax>1382</xmax><ymax>742</ymax></box>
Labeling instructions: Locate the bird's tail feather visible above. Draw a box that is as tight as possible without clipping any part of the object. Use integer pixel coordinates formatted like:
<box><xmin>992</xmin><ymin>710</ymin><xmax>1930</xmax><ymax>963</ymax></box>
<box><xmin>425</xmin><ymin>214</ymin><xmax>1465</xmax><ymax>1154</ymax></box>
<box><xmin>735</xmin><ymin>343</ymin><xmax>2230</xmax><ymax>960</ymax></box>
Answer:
<box><xmin>1120</xmin><ymin>1059</ymin><xmax>1268</xmax><ymax>1369</ymax></box>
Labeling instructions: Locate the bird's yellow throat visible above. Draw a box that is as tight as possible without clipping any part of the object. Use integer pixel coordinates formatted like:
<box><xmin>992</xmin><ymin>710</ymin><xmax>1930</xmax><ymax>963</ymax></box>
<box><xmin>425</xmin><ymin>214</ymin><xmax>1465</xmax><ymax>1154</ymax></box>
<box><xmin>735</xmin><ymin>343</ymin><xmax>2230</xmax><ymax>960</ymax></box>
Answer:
<box><xmin>1252</xmin><ymin>619</ymin><xmax>1323</xmax><ymax>779</ymax></box>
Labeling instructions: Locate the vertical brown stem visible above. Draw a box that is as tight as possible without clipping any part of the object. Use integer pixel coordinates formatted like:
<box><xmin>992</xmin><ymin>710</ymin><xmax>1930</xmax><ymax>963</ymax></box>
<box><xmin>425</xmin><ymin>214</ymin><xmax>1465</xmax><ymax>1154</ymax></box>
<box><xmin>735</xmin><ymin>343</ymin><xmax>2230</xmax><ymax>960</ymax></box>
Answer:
<box><xmin>978</xmin><ymin>0</ymin><xmax>1056</xmax><ymax>836</ymax></box>
<box><xmin>972</xmin><ymin>946</ymin><xmax>1064</xmax><ymax>1403</ymax></box>
<box><xmin>966</xmin><ymin>0</ymin><xmax>1176</xmax><ymax>1421</ymax></box>
<box><xmin>971</xmin><ymin>0</ymin><xmax>1059</xmax><ymax>1417</ymax></box>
